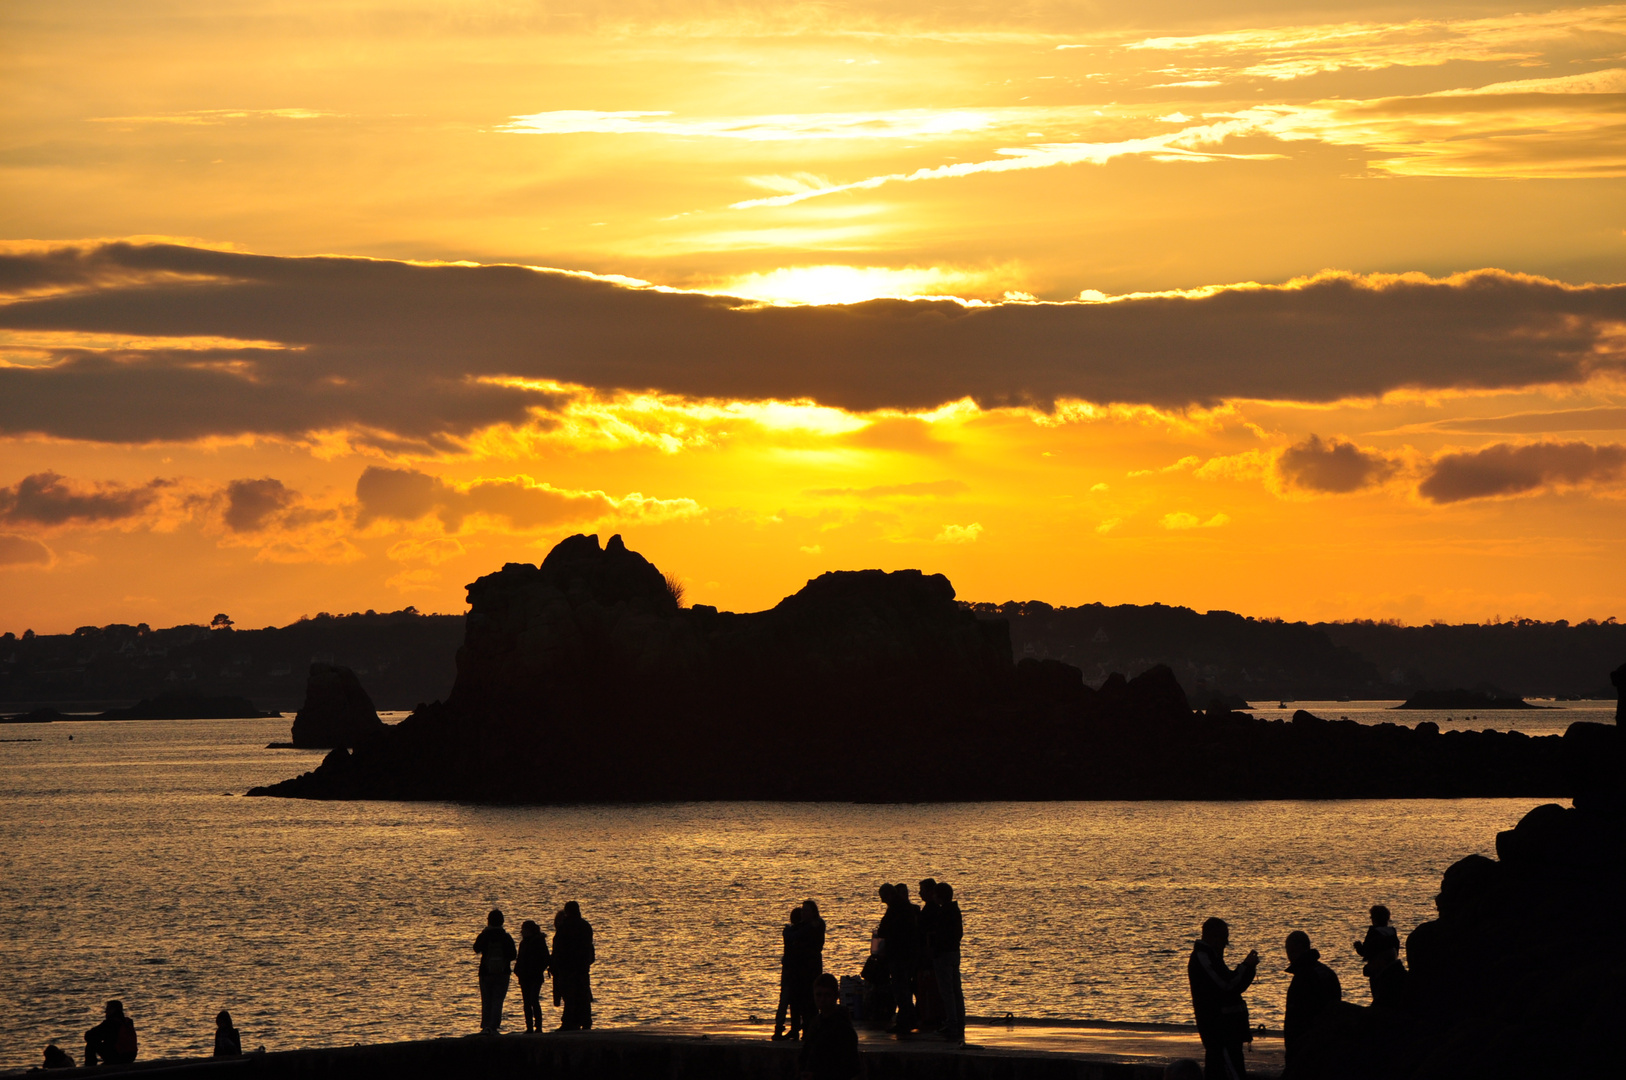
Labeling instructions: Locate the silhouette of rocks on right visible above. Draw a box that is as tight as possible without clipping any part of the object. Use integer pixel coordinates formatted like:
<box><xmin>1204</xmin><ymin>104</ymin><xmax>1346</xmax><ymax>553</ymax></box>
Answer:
<box><xmin>289</xmin><ymin>663</ymin><xmax>385</xmax><ymax>748</ymax></box>
<box><xmin>1613</xmin><ymin>660</ymin><xmax>1625</xmax><ymax>722</ymax></box>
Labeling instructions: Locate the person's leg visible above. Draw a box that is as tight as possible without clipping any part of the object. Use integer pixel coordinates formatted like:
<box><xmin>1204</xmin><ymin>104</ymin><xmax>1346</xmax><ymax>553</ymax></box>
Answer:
<box><xmin>934</xmin><ymin>954</ymin><xmax>964</xmax><ymax>1038</ymax></box>
<box><xmin>774</xmin><ymin>972</ymin><xmax>790</xmax><ymax>1037</ymax></box>
<box><xmin>890</xmin><ymin>961</ymin><xmax>917</xmax><ymax>1031</ymax></box>
<box><xmin>581</xmin><ymin>973</ymin><xmax>593</xmax><ymax>1030</ymax></box>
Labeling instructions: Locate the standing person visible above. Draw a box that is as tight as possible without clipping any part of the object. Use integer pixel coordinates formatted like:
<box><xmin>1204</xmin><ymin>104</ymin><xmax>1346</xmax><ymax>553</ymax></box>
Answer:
<box><xmin>473</xmin><ymin>908</ymin><xmax>517</xmax><ymax>1034</ymax></box>
<box><xmin>1353</xmin><ymin>904</ymin><xmax>1407</xmax><ymax>1007</ymax></box>
<box><xmin>1187</xmin><ymin>917</ymin><xmax>1258</xmax><ymax>1080</ymax></box>
<box><xmin>1283</xmin><ymin>931</ymin><xmax>1342</xmax><ymax>1070</ymax></box>
<box><xmin>212</xmin><ymin>1010</ymin><xmax>242</xmax><ymax>1057</ymax></box>
<box><xmin>930</xmin><ymin>882</ymin><xmax>966</xmax><ymax>1042</ymax></box>
<box><xmin>878</xmin><ymin>882</ymin><xmax>920</xmax><ymax>1035</ymax></box>
<box><xmin>794</xmin><ymin>900</ymin><xmax>827</xmax><ymax>1035</ymax></box>
<box><xmin>774</xmin><ymin>907</ymin><xmax>806</xmax><ymax>1040</ymax></box>
<box><xmin>553</xmin><ymin>900</ymin><xmax>596</xmax><ymax>1031</ymax></box>
<box><xmin>914</xmin><ymin>879</ymin><xmax>943</xmax><ymax>1032</ymax></box>
<box><xmin>798</xmin><ymin>973</ymin><xmax>861</xmax><ymax>1080</ymax></box>
<box><xmin>83</xmin><ymin>1000</ymin><xmax>138</xmax><ymax>1066</ymax></box>
<box><xmin>515</xmin><ymin>919</ymin><xmax>552</xmax><ymax>1033</ymax></box>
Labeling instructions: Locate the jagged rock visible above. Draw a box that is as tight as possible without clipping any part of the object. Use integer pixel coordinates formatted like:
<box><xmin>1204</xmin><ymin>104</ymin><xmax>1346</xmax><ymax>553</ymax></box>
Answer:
<box><xmin>288</xmin><ymin>663</ymin><xmax>385</xmax><ymax>748</ymax></box>
<box><xmin>250</xmin><ymin>534</ymin><xmax>1571</xmax><ymax>804</ymax></box>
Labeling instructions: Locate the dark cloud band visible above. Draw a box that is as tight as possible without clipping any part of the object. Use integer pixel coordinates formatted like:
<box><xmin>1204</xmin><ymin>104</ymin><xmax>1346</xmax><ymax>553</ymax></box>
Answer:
<box><xmin>1419</xmin><ymin>440</ymin><xmax>1626</xmax><ymax>503</ymax></box>
<box><xmin>2</xmin><ymin>242</ymin><xmax>1623</xmax><ymax>444</ymax></box>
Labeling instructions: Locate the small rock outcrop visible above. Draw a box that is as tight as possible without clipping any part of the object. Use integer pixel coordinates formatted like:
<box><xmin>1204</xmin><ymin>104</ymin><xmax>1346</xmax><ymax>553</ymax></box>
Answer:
<box><xmin>288</xmin><ymin>663</ymin><xmax>385</xmax><ymax>748</ymax></box>
<box><xmin>1394</xmin><ymin>687</ymin><xmax>1546</xmax><ymax>710</ymax></box>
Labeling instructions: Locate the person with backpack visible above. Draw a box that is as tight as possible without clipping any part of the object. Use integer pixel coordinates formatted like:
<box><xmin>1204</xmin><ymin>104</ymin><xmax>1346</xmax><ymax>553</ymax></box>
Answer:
<box><xmin>473</xmin><ymin>908</ymin><xmax>518</xmax><ymax>1034</ymax></box>
<box><xmin>83</xmin><ymin>1000</ymin><xmax>138</xmax><ymax>1066</ymax></box>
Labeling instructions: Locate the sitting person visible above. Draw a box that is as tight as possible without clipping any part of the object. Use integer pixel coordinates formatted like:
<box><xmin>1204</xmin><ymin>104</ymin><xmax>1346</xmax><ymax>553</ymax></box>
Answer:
<box><xmin>84</xmin><ymin>1000</ymin><xmax>138</xmax><ymax>1066</ymax></box>
<box><xmin>799</xmin><ymin>973</ymin><xmax>861</xmax><ymax>1080</ymax></box>
<box><xmin>214</xmin><ymin>1010</ymin><xmax>243</xmax><ymax>1057</ymax></box>
<box><xmin>41</xmin><ymin>1044</ymin><xmax>75</xmax><ymax>1069</ymax></box>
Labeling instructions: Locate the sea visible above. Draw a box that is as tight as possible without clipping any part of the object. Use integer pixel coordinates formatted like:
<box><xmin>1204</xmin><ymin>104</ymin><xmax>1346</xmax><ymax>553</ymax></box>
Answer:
<box><xmin>0</xmin><ymin>701</ymin><xmax>1612</xmax><ymax>1068</ymax></box>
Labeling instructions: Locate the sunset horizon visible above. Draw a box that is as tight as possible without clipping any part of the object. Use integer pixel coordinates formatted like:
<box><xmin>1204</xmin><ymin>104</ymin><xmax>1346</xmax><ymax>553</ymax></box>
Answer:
<box><xmin>4</xmin><ymin>1</ymin><xmax>1624</xmax><ymax>632</ymax></box>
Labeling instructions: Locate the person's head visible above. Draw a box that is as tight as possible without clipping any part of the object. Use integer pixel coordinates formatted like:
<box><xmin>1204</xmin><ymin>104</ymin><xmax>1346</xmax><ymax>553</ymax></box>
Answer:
<box><xmin>563</xmin><ymin>900</ymin><xmax>581</xmax><ymax>918</ymax></box>
<box><xmin>216</xmin><ymin>1010</ymin><xmax>233</xmax><ymax>1029</ymax></box>
<box><xmin>812</xmin><ymin>972</ymin><xmax>840</xmax><ymax>1016</ymax></box>
<box><xmin>1200</xmin><ymin>918</ymin><xmax>1230</xmax><ymax>949</ymax></box>
<box><xmin>554</xmin><ymin>909</ymin><xmax>565</xmax><ymax>928</ymax></box>
<box><xmin>919</xmin><ymin>878</ymin><xmax>937</xmax><ymax>903</ymax></box>
<box><xmin>1163</xmin><ymin>1059</ymin><xmax>1204</xmax><ymax>1080</ymax></box>
<box><xmin>802</xmin><ymin>899</ymin><xmax>821</xmax><ymax>921</ymax></box>
<box><xmin>105</xmin><ymin>1001</ymin><xmax>124</xmax><ymax>1020</ymax></box>
<box><xmin>1370</xmin><ymin>904</ymin><xmax>1391</xmax><ymax>926</ymax></box>
<box><xmin>1285</xmin><ymin>930</ymin><xmax>1311</xmax><ymax>963</ymax></box>
<box><xmin>488</xmin><ymin>908</ymin><xmax>504</xmax><ymax>927</ymax></box>
<box><xmin>521</xmin><ymin>919</ymin><xmax>540</xmax><ymax>939</ymax></box>
<box><xmin>879</xmin><ymin>883</ymin><xmax>894</xmax><ymax>903</ymax></box>
<box><xmin>895</xmin><ymin>882</ymin><xmax>910</xmax><ymax>901</ymax></box>
<box><xmin>790</xmin><ymin>907</ymin><xmax>804</xmax><ymax>924</ymax></box>
<box><xmin>937</xmin><ymin>881</ymin><xmax>954</xmax><ymax>902</ymax></box>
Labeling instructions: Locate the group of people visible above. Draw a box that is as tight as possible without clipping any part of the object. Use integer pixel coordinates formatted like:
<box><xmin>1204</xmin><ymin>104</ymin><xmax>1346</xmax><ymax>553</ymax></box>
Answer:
<box><xmin>1186</xmin><ymin>904</ymin><xmax>1410</xmax><ymax>1079</ymax></box>
<box><xmin>40</xmin><ymin>1001</ymin><xmax>243</xmax><ymax>1070</ymax></box>
<box><xmin>472</xmin><ymin>901</ymin><xmax>596</xmax><ymax>1035</ymax></box>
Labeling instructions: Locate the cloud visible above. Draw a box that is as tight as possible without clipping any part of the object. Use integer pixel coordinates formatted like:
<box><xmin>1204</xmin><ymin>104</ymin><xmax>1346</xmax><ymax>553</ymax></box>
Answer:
<box><xmin>934</xmin><ymin>522</ymin><xmax>983</xmax><ymax>543</ymax></box>
<box><xmin>221</xmin><ymin>478</ymin><xmax>296</xmax><ymax>533</ymax></box>
<box><xmin>1404</xmin><ymin>406</ymin><xmax>1626</xmax><ymax>435</ymax></box>
<box><xmin>3</xmin><ymin>244</ymin><xmax>1625</xmax><ymax>445</ymax></box>
<box><xmin>502</xmin><ymin>108</ymin><xmax>999</xmax><ymax>141</ymax></box>
<box><xmin>805</xmin><ymin>480</ymin><xmax>969</xmax><ymax>498</ymax></box>
<box><xmin>1418</xmin><ymin>440</ymin><xmax>1626</xmax><ymax>503</ymax></box>
<box><xmin>1278</xmin><ymin>434</ymin><xmax>1397</xmax><ymax>493</ymax></box>
<box><xmin>1162</xmin><ymin>511</ymin><xmax>1230</xmax><ymax>529</ymax></box>
<box><xmin>0</xmin><ymin>534</ymin><xmax>53</xmax><ymax>568</ymax></box>
<box><xmin>355</xmin><ymin>466</ymin><xmax>699</xmax><ymax>532</ymax></box>
<box><xmin>0</xmin><ymin>471</ymin><xmax>167</xmax><ymax>526</ymax></box>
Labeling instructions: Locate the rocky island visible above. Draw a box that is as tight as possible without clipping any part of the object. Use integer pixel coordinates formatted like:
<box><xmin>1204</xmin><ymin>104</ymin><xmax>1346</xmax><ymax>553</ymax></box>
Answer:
<box><xmin>1394</xmin><ymin>688</ymin><xmax>1549</xmax><ymax>710</ymax></box>
<box><xmin>250</xmin><ymin>535</ymin><xmax>1582</xmax><ymax>803</ymax></box>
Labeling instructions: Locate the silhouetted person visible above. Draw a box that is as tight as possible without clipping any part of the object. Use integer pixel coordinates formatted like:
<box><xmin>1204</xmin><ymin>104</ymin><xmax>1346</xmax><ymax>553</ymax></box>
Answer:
<box><xmin>213</xmin><ymin>1010</ymin><xmax>242</xmax><ymax>1057</ymax></box>
<box><xmin>930</xmin><ymin>881</ymin><xmax>965</xmax><ymax>1042</ymax></box>
<box><xmin>878</xmin><ymin>882</ymin><xmax>920</xmax><ymax>1034</ymax></box>
<box><xmin>798</xmin><ymin>973</ymin><xmax>861</xmax><ymax>1080</ymax></box>
<box><xmin>1283</xmin><ymin>931</ymin><xmax>1342</xmax><ymax>1069</ymax></box>
<box><xmin>1353</xmin><ymin>904</ymin><xmax>1407</xmax><ymax>1007</ymax></box>
<box><xmin>515</xmin><ymin>919</ymin><xmax>551</xmax><ymax>1033</ymax></box>
<box><xmin>914</xmin><ymin>879</ymin><xmax>943</xmax><ymax>1031</ymax></box>
<box><xmin>473</xmin><ymin>908</ymin><xmax>517</xmax><ymax>1034</ymax></box>
<box><xmin>41</xmin><ymin>1045</ymin><xmax>74</xmax><ymax>1070</ymax></box>
<box><xmin>1188</xmin><ymin>918</ymin><xmax>1257</xmax><ymax>1080</ymax></box>
<box><xmin>553</xmin><ymin>900</ymin><xmax>596</xmax><ymax>1030</ymax></box>
<box><xmin>84</xmin><ymin>999</ymin><xmax>138</xmax><ymax>1066</ymax></box>
<box><xmin>794</xmin><ymin>900</ymin><xmax>827</xmax><ymax>1035</ymax></box>
<box><xmin>774</xmin><ymin>906</ymin><xmax>806</xmax><ymax>1040</ymax></box>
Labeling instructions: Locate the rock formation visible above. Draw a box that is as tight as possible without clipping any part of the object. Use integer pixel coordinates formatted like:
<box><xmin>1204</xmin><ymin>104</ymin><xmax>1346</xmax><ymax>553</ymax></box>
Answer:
<box><xmin>288</xmin><ymin>663</ymin><xmax>386</xmax><ymax>748</ymax></box>
<box><xmin>1394</xmin><ymin>688</ymin><xmax>1546</xmax><ymax>710</ymax></box>
<box><xmin>1613</xmin><ymin>660</ymin><xmax>1625</xmax><ymax>721</ymax></box>
<box><xmin>97</xmin><ymin>693</ymin><xmax>278</xmax><ymax>720</ymax></box>
<box><xmin>1291</xmin><ymin>712</ymin><xmax>1622</xmax><ymax>1079</ymax></box>
<box><xmin>251</xmin><ymin>535</ymin><xmax>1572</xmax><ymax>803</ymax></box>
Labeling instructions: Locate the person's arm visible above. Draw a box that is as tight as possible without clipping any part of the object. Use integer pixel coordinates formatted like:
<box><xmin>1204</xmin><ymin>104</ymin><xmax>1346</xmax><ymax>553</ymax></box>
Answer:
<box><xmin>474</xmin><ymin>929</ymin><xmax>486</xmax><ymax>954</ymax></box>
<box><xmin>1192</xmin><ymin>949</ymin><xmax>1253</xmax><ymax>993</ymax></box>
<box><xmin>505</xmin><ymin>933</ymin><xmax>518</xmax><ymax>963</ymax></box>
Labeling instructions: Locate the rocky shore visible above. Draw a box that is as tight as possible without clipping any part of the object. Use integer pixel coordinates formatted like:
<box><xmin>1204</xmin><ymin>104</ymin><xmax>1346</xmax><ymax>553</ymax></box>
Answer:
<box><xmin>252</xmin><ymin>535</ymin><xmax>1572</xmax><ymax>803</ymax></box>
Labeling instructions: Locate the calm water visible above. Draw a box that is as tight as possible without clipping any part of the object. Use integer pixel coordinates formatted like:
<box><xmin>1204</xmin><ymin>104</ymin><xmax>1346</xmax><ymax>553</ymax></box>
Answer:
<box><xmin>0</xmin><ymin>717</ymin><xmax>1562</xmax><ymax>1068</ymax></box>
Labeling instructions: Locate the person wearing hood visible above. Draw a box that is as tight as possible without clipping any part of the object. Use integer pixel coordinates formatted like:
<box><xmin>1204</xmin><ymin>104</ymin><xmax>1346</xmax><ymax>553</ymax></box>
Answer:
<box><xmin>1284</xmin><ymin>931</ymin><xmax>1342</xmax><ymax>1069</ymax></box>
<box><xmin>1187</xmin><ymin>917</ymin><xmax>1258</xmax><ymax>1080</ymax></box>
<box><xmin>552</xmin><ymin>901</ymin><xmax>596</xmax><ymax>1031</ymax></box>
<box><xmin>515</xmin><ymin>919</ymin><xmax>552</xmax><ymax>1033</ymax></box>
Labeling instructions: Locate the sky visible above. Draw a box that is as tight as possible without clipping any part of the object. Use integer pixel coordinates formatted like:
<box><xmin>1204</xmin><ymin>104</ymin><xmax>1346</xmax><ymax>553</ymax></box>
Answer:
<box><xmin>2</xmin><ymin>0</ymin><xmax>1624</xmax><ymax>633</ymax></box>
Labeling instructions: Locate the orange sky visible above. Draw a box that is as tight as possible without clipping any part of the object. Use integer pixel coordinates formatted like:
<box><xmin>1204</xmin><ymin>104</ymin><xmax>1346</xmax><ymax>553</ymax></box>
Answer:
<box><xmin>2</xmin><ymin>1</ymin><xmax>1624</xmax><ymax>633</ymax></box>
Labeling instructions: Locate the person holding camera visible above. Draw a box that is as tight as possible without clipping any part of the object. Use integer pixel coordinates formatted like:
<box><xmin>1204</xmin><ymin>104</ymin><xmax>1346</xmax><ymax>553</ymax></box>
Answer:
<box><xmin>1187</xmin><ymin>917</ymin><xmax>1258</xmax><ymax>1080</ymax></box>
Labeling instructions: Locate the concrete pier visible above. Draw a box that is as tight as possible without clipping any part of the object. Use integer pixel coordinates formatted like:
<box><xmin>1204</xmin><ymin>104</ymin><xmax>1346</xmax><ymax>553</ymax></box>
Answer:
<box><xmin>9</xmin><ymin>1019</ymin><xmax>1283</xmax><ymax>1079</ymax></box>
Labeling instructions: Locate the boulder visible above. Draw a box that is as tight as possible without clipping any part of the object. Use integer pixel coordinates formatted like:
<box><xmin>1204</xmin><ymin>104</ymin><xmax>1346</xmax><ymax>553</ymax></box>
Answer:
<box><xmin>288</xmin><ymin>663</ymin><xmax>385</xmax><ymax>748</ymax></box>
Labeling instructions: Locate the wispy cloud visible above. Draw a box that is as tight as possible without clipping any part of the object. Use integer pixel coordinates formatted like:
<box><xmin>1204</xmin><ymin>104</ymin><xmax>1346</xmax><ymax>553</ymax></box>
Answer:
<box><xmin>90</xmin><ymin>108</ymin><xmax>337</xmax><ymax>125</ymax></box>
<box><xmin>501</xmin><ymin>108</ymin><xmax>1001</xmax><ymax>141</ymax></box>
